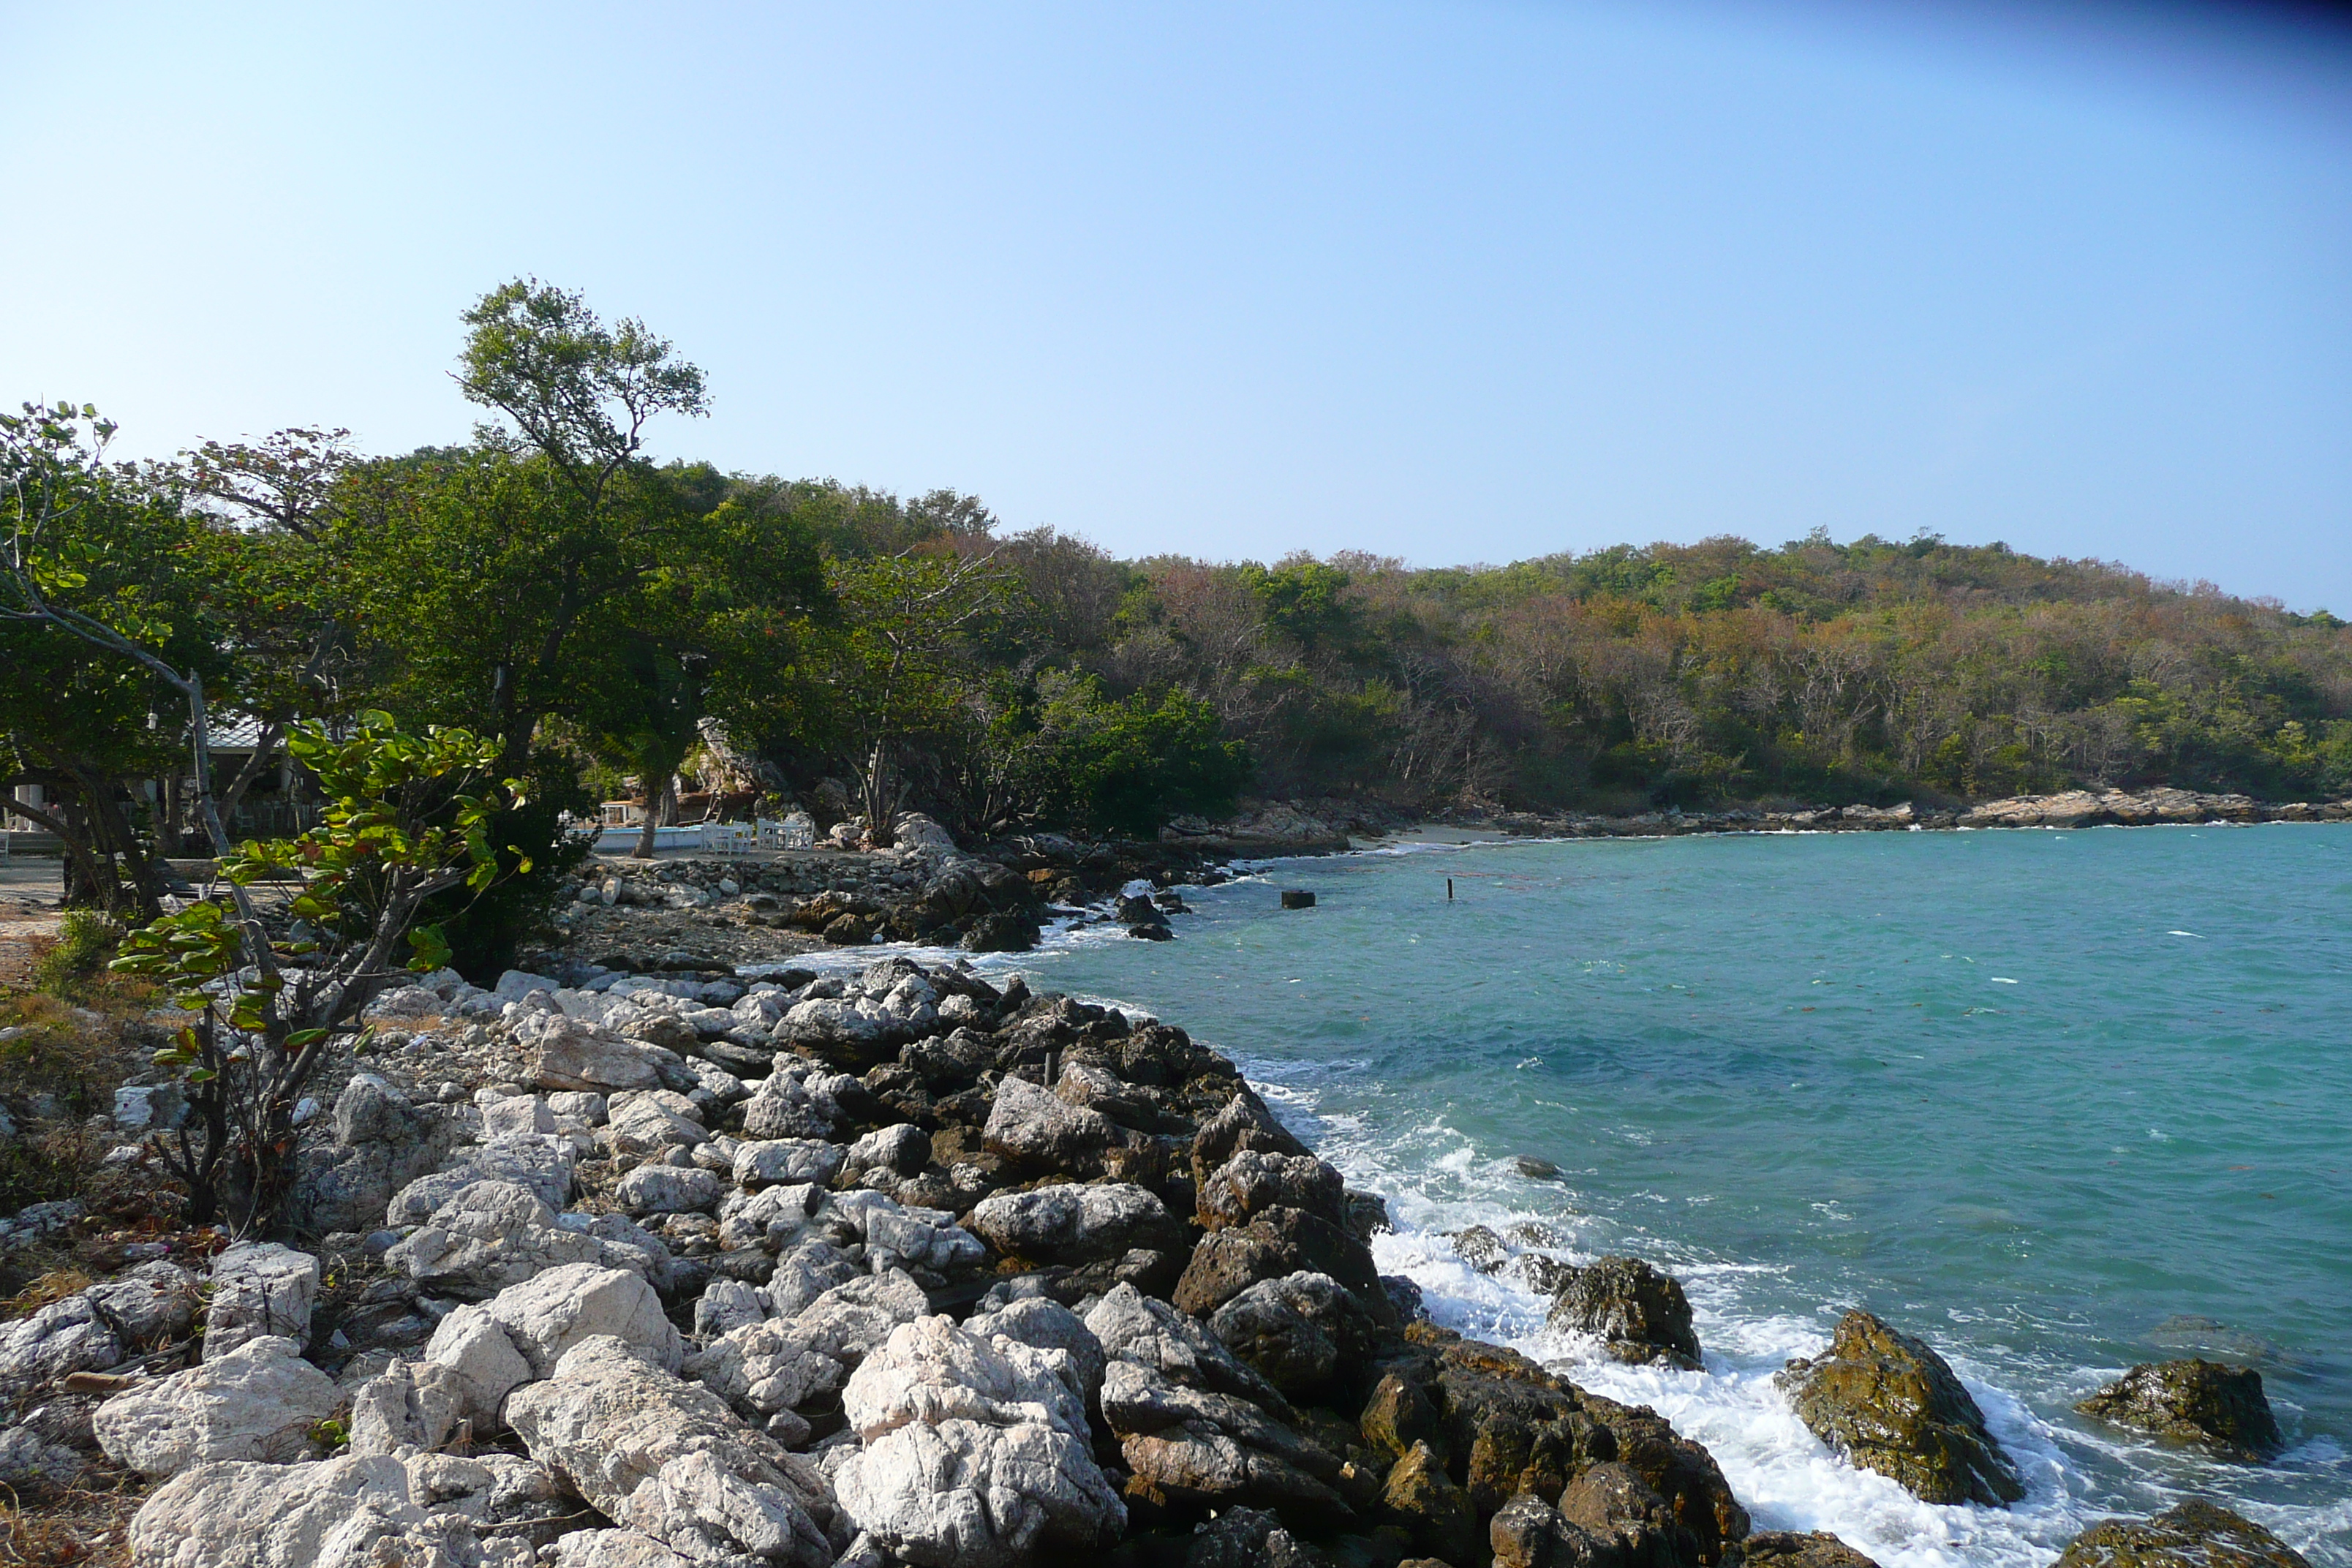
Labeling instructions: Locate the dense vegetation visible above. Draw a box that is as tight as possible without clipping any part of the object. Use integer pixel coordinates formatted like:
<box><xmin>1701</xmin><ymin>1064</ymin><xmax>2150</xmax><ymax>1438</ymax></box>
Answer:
<box><xmin>8</xmin><ymin>280</ymin><xmax>2351</xmax><ymax>934</ymax></box>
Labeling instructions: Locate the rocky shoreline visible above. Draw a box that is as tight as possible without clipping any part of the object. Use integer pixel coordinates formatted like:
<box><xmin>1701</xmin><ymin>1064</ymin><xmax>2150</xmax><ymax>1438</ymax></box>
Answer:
<box><xmin>1415</xmin><ymin>786</ymin><xmax>2352</xmax><ymax>844</ymax></box>
<box><xmin>0</xmin><ymin>826</ymin><xmax>2324</xmax><ymax>1567</ymax></box>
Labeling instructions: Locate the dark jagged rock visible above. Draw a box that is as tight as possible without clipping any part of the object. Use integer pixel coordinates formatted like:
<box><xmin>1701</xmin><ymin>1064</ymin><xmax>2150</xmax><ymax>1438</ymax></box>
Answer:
<box><xmin>1547</xmin><ymin>1256</ymin><xmax>1703</xmax><ymax>1371</ymax></box>
<box><xmin>1450</xmin><ymin>1225</ymin><xmax>1508</xmax><ymax>1273</ymax></box>
<box><xmin>2051</xmin><ymin>1501</ymin><xmax>2312</xmax><ymax>1568</ymax></box>
<box><xmin>1558</xmin><ymin>1458</ymin><xmax>1704</xmax><ymax>1568</ymax></box>
<box><xmin>1743</xmin><ymin>1531</ymin><xmax>1881</xmax><ymax>1568</ymax></box>
<box><xmin>1172</xmin><ymin>1205</ymin><xmax>1395</xmax><ymax>1326</ymax></box>
<box><xmin>1190</xmin><ymin>1092</ymin><xmax>1313</xmax><ymax>1188</ymax></box>
<box><xmin>2074</xmin><ymin>1360</ymin><xmax>2283</xmax><ymax>1460</ymax></box>
<box><xmin>1382</xmin><ymin>1439</ymin><xmax>1480</xmax><ymax>1564</ymax></box>
<box><xmin>1207</xmin><ymin>1270</ymin><xmax>1380</xmax><ymax>1400</ymax></box>
<box><xmin>1362</xmin><ymin>1334</ymin><xmax>1746</xmax><ymax>1566</ymax></box>
<box><xmin>1198</xmin><ymin>1150</ymin><xmax>1349</xmax><ymax>1233</ymax></box>
<box><xmin>1775</xmin><ymin>1311</ymin><xmax>2024</xmax><ymax>1507</ymax></box>
<box><xmin>1183</xmin><ymin>1505</ymin><xmax>1333</xmax><ymax>1567</ymax></box>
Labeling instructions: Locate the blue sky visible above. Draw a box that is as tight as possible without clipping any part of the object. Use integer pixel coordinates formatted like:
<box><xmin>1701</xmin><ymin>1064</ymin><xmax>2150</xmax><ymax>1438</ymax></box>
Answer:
<box><xmin>4</xmin><ymin>1</ymin><xmax>2349</xmax><ymax>607</ymax></box>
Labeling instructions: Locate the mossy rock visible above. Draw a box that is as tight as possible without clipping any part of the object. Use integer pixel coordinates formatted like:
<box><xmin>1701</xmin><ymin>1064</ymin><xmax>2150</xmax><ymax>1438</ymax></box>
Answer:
<box><xmin>2075</xmin><ymin>1360</ymin><xmax>2282</xmax><ymax>1460</ymax></box>
<box><xmin>2051</xmin><ymin>1500</ymin><xmax>2311</xmax><ymax>1568</ymax></box>
<box><xmin>1774</xmin><ymin>1310</ymin><xmax>2024</xmax><ymax>1507</ymax></box>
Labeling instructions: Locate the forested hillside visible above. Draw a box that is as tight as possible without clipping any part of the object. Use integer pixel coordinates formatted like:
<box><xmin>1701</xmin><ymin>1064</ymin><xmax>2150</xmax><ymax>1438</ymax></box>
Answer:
<box><xmin>10</xmin><ymin>280</ymin><xmax>2351</xmax><ymax>930</ymax></box>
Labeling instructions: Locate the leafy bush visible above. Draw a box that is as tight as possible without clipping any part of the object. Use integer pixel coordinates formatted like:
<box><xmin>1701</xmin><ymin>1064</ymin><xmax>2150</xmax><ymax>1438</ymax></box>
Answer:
<box><xmin>31</xmin><ymin>909</ymin><xmax>124</xmax><ymax>1000</ymax></box>
<box><xmin>1027</xmin><ymin>675</ymin><xmax>1251</xmax><ymax>837</ymax></box>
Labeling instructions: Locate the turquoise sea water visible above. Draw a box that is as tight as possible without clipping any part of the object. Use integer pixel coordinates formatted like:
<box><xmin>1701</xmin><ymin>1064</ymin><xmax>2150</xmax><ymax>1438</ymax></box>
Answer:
<box><xmin>1006</xmin><ymin>824</ymin><xmax>2352</xmax><ymax>1568</ymax></box>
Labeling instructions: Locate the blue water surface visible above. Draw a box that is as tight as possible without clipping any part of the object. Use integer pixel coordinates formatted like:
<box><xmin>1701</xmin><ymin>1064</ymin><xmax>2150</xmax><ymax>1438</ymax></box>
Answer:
<box><xmin>1012</xmin><ymin>823</ymin><xmax>2352</xmax><ymax>1567</ymax></box>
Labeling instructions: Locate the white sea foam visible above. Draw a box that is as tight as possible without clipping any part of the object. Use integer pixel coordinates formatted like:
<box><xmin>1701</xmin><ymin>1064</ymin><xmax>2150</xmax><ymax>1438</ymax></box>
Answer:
<box><xmin>1222</xmin><ymin>1068</ymin><xmax>2342</xmax><ymax>1568</ymax></box>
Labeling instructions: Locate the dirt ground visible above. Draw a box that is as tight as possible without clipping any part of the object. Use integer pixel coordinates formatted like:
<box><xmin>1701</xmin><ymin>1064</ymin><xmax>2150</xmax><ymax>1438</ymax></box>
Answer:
<box><xmin>0</xmin><ymin>856</ymin><xmax>64</xmax><ymax>989</ymax></box>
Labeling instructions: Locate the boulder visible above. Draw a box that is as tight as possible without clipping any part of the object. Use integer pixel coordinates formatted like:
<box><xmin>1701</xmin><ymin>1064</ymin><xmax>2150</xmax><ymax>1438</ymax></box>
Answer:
<box><xmin>740</xmin><ymin>1076</ymin><xmax>841</xmax><ymax>1141</ymax></box>
<box><xmin>1490</xmin><ymin>1490</ymin><xmax>1611</xmax><ymax>1568</ymax></box>
<box><xmin>546</xmin><ymin>1530</ymin><xmax>694</xmax><ymax>1567</ymax></box>
<box><xmin>94</xmin><ymin>1334</ymin><xmax>342</xmax><ymax>1477</ymax></box>
<box><xmin>2074</xmin><ymin>1360</ymin><xmax>2283</xmax><ymax>1460</ymax></box>
<box><xmin>505</xmin><ymin>1335</ymin><xmax>839</xmax><ymax>1568</ymax></box>
<box><xmin>718</xmin><ymin>1181</ymin><xmax>826</xmax><ymax>1254</ymax></box>
<box><xmin>825</xmin><ymin>1191</ymin><xmax>987</xmax><ymax>1272</ymax></box>
<box><xmin>521</xmin><ymin>1011</ymin><xmax>683</xmax><ymax>1093</ymax></box>
<box><xmin>0</xmin><ymin>1260</ymin><xmax>196</xmax><ymax>1401</ymax></box>
<box><xmin>604</xmin><ymin>1090</ymin><xmax>707</xmax><ymax>1156</ymax></box>
<box><xmin>485</xmin><ymin>1263</ymin><xmax>684</xmax><ymax>1379</ymax></box>
<box><xmin>1546</xmin><ymin>1256</ymin><xmax>1703</xmax><ymax>1371</ymax></box>
<box><xmin>1172</xmin><ymin>1204</ymin><xmax>1394</xmax><ymax>1324</ymax></box>
<box><xmin>296</xmin><ymin>1075</ymin><xmax>475</xmax><ymax>1233</ymax></box>
<box><xmin>834</xmin><ymin>1317</ymin><xmax>1126</xmax><ymax>1567</ymax></box>
<box><xmin>1183</xmin><ymin>1507</ymin><xmax>1334</xmax><ymax>1568</ymax></box>
<box><xmin>685</xmin><ymin>1270</ymin><xmax>930</xmax><ymax>1423</ymax></box>
<box><xmin>843</xmin><ymin>1123</ymin><xmax>932</xmax><ymax>1180</ymax></box>
<box><xmin>404</xmin><ymin>1449</ymin><xmax>569</xmax><ymax>1539</ymax></box>
<box><xmin>764</xmin><ymin>1237</ymin><xmax>866</xmax><ymax>1313</ymax></box>
<box><xmin>961</xmin><ymin>1297</ymin><xmax>1106</xmax><ymax>1407</ymax></box>
<box><xmin>617</xmin><ymin>1164</ymin><xmax>725</xmax><ymax>1216</ymax></box>
<box><xmin>1362</xmin><ymin>1337</ymin><xmax>1746</xmax><ymax>1562</ymax></box>
<box><xmin>1207</xmin><ymin>1270</ymin><xmax>1379</xmax><ymax>1398</ymax></box>
<box><xmin>385</xmin><ymin>1180</ymin><xmax>612</xmax><ymax>1297</ymax></box>
<box><xmin>969</xmin><ymin>1181</ymin><xmax>1188</xmax><ymax>1264</ymax></box>
<box><xmin>1085</xmin><ymin>1283</ymin><xmax>1289</xmax><ymax>1411</ymax></box>
<box><xmin>2051</xmin><ymin>1501</ymin><xmax>2312</xmax><ymax>1568</ymax></box>
<box><xmin>0</xmin><ymin>1423</ymin><xmax>83</xmax><ymax>1492</ymax></box>
<box><xmin>481</xmin><ymin>1093</ymin><xmax>557</xmax><ymax>1137</ymax></box>
<box><xmin>1774</xmin><ymin>1310</ymin><xmax>2024</xmax><ymax>1506</ymax></box>
<box><xmin>1196</xmin><ymin>1149</ymin><xmax>1347</xmax><ymax>1232</ymax></box>
<box><xmin>1383</xmin><ymin>1439</ymin><xmax>1480</xmax><ymax>1564</ymax></box>
<box><xmin>349</xmin><ymin>1357</ymin><xmax>472</xmax><ymax>1454</ymax></box>
<box><xmin>774</xmin><ymin>995</ymin><xmax>908</xmax><ymax>1070</ymax></box>
<box><xmin>1102</xmin><ymin>1357</ymin><xmax>1349</xmax><ymax>1518</ymax></box>
<box><xmin>423</xmin><ymin>1303</ymin><xmax>537</xmax><ymax>1425</ymax></box>
<box><xmin>696</xmin><ymin>1278</ymin><xmax>775</xmax><ymax>1341</ymax></box>
<box><xmin>984</xmin><ymin>1074</ymin><xmax>1122</xmax><ymax>1173</ymax></box>
<box><xmin>126</xmin><ymin>1452</ymin><xmax>527</xmax><ymax>1568</ymax></box>
<box><xmin>1189</xmin><ymin>1092</ymin><xmax>1310</xmax><ymax>1188</ymax></box>
<box><xmin>735</xmin><ymin>1137</ymin><xmax>849</xmax><ymax>1188</ymax></box>
<box><xmin>844</xmin><ymin>1313</ymin><xmax>1090</xmax><ymax>1440</ymax></box>
<box><xmin>1742</xmin><ymin>1531</ymin><xmax>1882</xmax><ymax>1568</ymax></box>
<box><xmin>385</xmin><ymin>1134</ymin><xmax>578</xmax><ymax>1223</ymax></box>
<box><xmin>1556</xmin><ymin>1458</ymin><xmax>1703</xmax><ymax>1568</ymax></box>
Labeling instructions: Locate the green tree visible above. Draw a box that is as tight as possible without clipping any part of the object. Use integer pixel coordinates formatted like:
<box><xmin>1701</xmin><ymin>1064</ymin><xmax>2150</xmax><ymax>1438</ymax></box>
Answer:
<box><xmin>113</xmin><ymin>715</ymin><xmax>524</xmax><ymax>1232</ymax></box>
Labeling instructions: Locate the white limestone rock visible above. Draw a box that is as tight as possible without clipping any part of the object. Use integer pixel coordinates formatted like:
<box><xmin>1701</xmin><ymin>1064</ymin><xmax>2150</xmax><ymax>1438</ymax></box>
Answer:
<box><xmin>505</xmin><ymin>1335</ymin><xmax>839</xmax><ymax>1567</ymax></box>
<box><xmin>969</xmin><ymin>1181</ymin><xmax>1183</xmax><ymax>1264</ymax></box>
<box><xmin>385</xmin><ymin>1133</ymin><xmax>577</xmax><ymax>1222</ymax></box>
<box><xmin>0</xmin><ymin>1260</ymin><xmax>196</xmax><ymax>1400</ymax></box>
<box><xmin>616</xmin><ymin>1162</ymin><xmax>725</xmax><ymax>1215</ymax></box>
<box><xmin>683</xmin><ymin>1270</ymin><xmax>927</xmax><ymax>1422</ymax></box>
<box><xmin>519</xmin><ymin>1011</ymin><xmax>682</xmax><ymax>1094</ymax></box>
<box><xmin>349</xmin><ymin>1356</ymin><xmax>472</xmax><ymax>1455</ymax></box>
<box><xmin>732</xmin><ymin>1137</ymin><xmax>847</xmax><ymax>1188</ymax></box>
<box><xmin>843</xmin><ymin>1314</ymin><xmax>1088</xmax><ymax>1441</ymax></box>
<box><xmin>484</xmin><ymin>1263</ymin><xmax>683</xmax><ymax>1379</ymax></box>
<box><xmin>127</xmin><ymin>1451</ymin><xmax>534</xmax><ymax>1568</ymax></box>
<box><xmin>385</xmin><ymin>1179</ymin><xmax>607</xmax><ymax>1297</ymax></box>
<box><xmin>838</xmin><ymin>1421</ymin><xmax>1123</xmax><ymax>1566</ymax></box>
<box><xmin>423</xmin><ymin>1303</ymin><xmax>535</xmax><ymax>1424</ymax></box>
<box><xmin>93</xmin><ymin>1334</ymin><xmax>342</xmax><ymax>1477</ymax></box>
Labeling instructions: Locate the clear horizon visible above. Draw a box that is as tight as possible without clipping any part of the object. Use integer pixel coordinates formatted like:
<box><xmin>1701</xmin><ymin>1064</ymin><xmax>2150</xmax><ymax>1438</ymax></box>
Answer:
<box><xmin>4</xmin><ymin>1</ymin><xmax>2349</xmax><ymax>608</ymax></box>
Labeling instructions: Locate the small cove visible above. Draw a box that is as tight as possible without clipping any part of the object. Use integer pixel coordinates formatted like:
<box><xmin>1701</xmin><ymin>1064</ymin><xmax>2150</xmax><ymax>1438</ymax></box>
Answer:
<box><xmin>997</xmin><ymin>823</ymin><xmax>2352</xmax><ymax>1568</ymax></box>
